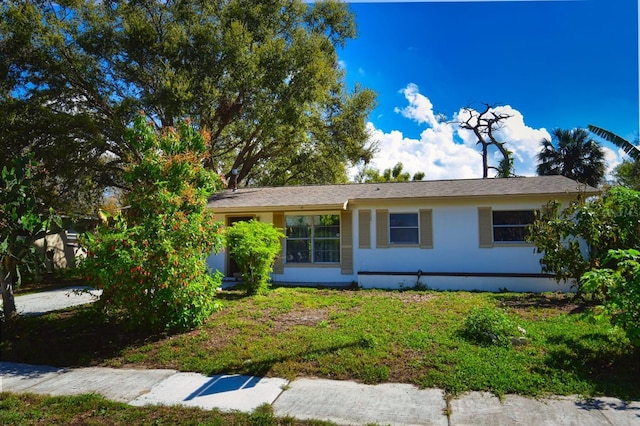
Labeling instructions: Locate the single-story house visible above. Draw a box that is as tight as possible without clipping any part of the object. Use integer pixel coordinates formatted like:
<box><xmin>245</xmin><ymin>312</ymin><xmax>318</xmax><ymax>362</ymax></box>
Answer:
<box><xmin>206</xmin><ymin>175</ymin><xmax>598</xmax><ymax>292</ymax></box>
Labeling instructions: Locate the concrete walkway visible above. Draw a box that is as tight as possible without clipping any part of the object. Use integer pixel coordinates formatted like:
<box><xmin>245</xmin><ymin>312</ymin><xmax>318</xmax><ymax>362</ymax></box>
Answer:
<box><xmin>2</xmin><ymin>362</ymin><xmax>639</xmax><ymax>425</ymax></box>
<box><xmin>2</xmin><ymin>288</ymin><xmax>640</xmax><ymax>425</ymax></box>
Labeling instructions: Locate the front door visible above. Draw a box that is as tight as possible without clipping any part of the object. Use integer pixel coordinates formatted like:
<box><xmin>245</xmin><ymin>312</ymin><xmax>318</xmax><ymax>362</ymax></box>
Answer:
<box><xmin>226</xmin><ymin>216</ymin><xmax>254</xmax><ymax>277</ymax></box>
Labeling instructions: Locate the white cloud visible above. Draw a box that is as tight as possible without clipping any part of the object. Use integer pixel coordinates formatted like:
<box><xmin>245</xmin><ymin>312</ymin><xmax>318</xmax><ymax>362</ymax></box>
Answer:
<box><xmin>365</xmin><ymin>84</ymin><xmax>559</xmax><ymax>180</ymax></box>
<box><xmin>394</xmin><ymin>83</ymin><xmax>439</xmax><ymax>127</ymax></box>
<box><xmin>364</xmin><ymin>123</ymin><xmax>481</xmax><ymax>180</ymax></box>
<box><xmin>603</xmin><ymin>146</ymin><xmax>622</xmax><ymax>179</ymax></box>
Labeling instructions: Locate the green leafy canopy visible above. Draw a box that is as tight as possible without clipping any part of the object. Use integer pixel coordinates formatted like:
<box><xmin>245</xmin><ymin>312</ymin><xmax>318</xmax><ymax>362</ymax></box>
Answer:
<box><xmin>528</xmin><ymin>186</ymin><xmax>640</xmax><ymax>291</ymax></box>
<box><xmin>1</xmin><ymin>0</ymin><xmax>377</xmax><ymax>214</ymax></box>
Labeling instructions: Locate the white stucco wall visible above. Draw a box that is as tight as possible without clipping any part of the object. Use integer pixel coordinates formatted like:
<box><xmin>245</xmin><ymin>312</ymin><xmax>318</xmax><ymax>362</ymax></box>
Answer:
<box><xmin>355</xmin><ymin>201</ymin><xmax>546</xmax><ymax>275</ymax></box>
<box><xmin>206</xmin><ymin>198</ymin><xmax>574</xmax><ymax>293</ymax></box>
<box><xmin>206</xmin><ymin>248</ymin><xmax>226</xmax><ymax>275</ymax></box>
<box><xmin>358</xmin><ymin>274</ymin><xmax>574</xmax><ymax>293</ymax></box>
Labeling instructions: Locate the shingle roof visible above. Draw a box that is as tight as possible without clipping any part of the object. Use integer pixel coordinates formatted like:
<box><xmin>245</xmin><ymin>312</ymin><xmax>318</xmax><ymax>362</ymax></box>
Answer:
<box><xmin>207</xmin><ymin>175</ymin><xmax>599</xmax><ymax>211</ymax></box>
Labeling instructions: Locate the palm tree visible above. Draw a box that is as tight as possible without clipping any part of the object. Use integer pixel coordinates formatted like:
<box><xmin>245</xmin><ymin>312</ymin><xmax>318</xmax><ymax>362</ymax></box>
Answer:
<box><xmin>536</xmin><ymin>128</ymin><xmax>606</xmax><ymax>187</ymax></box>
<box><xmin>588</xmin><ymin>125</ymin><xmax>640</xmax><ymax>162</ymax></box>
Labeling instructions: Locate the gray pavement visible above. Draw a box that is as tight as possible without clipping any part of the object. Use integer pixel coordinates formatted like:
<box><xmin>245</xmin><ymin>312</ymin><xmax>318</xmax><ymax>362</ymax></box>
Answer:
<box><xmin>1</xmin><ymin>286</ymin><xmax>102</xmax><ymax>316</ymax></box>
<box><xmin>2</xmin><ymin>288</ymin><xmax>640</xmax><ymax>425</ymax></box>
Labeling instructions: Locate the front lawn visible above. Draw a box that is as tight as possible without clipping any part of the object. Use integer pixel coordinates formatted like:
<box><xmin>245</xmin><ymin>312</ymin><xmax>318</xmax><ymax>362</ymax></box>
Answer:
<box><xmin>2</xmin><ymin>286</ymin><xmax>638</xmax><ymax>399</ymax></box>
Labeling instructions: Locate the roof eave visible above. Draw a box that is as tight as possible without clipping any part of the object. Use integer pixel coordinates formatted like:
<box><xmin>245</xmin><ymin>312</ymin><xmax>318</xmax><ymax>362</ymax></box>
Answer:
<box><xmin>349</xmin><ymin>190</ymin><xmax>598</xmax><ymax>205</ymax></box>
<box><xmin>208</xmin><ymin>202</ymin><xmax>348</xmax><ymax>214</ymax></box>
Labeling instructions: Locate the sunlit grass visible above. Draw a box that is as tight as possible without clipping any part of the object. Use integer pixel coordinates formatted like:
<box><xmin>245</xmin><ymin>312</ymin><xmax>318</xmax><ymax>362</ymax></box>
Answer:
<box><xmin>2</xmin><ymin>286</ymin><xmax>638</xmax><ymax>399</ymax></box>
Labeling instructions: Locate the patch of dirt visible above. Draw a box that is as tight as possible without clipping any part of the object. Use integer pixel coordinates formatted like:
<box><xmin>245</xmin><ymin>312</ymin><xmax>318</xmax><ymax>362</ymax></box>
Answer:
<box><xmin>391</xmin><ymin>292</ymin><xmax>438</xmax><ymax>304</ymax></box>
<box><xmin>272</xmin><ymin>309</ymin><xmax>330</xmax><ymax>329</ymax></box>
<box><xmin>199</xmin><ymin>327</ymin><xmax>241</xmax><ymax>354</ymax></box>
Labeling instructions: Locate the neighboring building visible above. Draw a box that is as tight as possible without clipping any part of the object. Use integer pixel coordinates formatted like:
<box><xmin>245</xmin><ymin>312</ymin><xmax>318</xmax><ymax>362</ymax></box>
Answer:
<box><xmin>34</xmin><ymin>230</ymin><xmax>83</xmax><ymax>270</ymax></box>
<box><xmin>34</xmin><ymin>216</ymin><xmax>97</xmax><ymax>270</ymax></box>
<box><xmin>206</xmin><ymin>175</ymin><xmax>598</xmax><ymax>292</ymax></box>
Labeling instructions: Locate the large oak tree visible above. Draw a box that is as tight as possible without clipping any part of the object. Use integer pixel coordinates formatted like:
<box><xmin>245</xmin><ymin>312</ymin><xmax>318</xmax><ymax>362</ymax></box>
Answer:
<box><xmin>1</xmin><ymin>0</ymin><xmax>377</xmax><ymax>213</ymax></box>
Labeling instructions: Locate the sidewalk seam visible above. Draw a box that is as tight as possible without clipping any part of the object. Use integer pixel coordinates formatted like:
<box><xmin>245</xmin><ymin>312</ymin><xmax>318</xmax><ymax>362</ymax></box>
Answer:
<box><xmin>445</xmin><ymin>393</ymin><xmax>452</xmax><ymax>426</ymax></box>
<box><xmin>268</xmin><ymin>380</ymin><xmax>290</xmax><ymax>407</ymax></box>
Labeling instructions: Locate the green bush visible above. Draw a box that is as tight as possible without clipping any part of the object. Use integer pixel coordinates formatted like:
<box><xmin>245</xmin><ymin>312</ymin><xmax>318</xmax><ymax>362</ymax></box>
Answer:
<box><xmin>462</xmin><ymin>306</ymin><xmax>518</xmax><ymax>347</ymax></box>
<box><xmin>582</xmin><ymin>249</ymin><xmax>640</xmax><ymax>346</ymax></box>
<box><xmin>80</xmin><ymin>115</ymin><xmax>224</xmax><ymax>331</ymax></box>
<box><xmin>226</xmin><ymin>220</ymin><xmax>283</xmax><ymax>295</ymax></box>
<box><xmin>528</xmin><ymin>186</ymin><xmax>640</xmax><ymax>290</ymax></box>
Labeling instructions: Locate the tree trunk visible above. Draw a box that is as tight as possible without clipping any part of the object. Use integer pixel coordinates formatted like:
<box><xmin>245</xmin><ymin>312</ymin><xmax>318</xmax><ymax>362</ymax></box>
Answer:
<box><xmin>1</xmin><ymin>258</ymin><xmax>18</xmax><ymax>320</ymax></box>
<box><xmin>482</xmin><ymin>143</ymin><xmax>489</xmax><ymax>178</ymax></box>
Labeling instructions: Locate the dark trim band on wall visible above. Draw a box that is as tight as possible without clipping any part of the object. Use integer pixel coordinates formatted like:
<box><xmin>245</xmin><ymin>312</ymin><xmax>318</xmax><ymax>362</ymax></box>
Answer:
<box><xmin>357</xmin><ymin>271</ymin><xmax>557</xmax><ymax>279</ymax></box>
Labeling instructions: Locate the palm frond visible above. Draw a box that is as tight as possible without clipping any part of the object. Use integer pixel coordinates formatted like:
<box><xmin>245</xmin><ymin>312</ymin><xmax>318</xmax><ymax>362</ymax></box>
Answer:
<box><xmin>588</xmin><ymin>125</ymin><xmax>640</xmax><ymax>162</ymax></box>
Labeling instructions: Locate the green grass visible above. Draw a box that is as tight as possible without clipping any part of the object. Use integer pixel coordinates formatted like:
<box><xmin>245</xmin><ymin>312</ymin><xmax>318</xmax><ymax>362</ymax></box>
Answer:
<box><xmin>3</xmin><ymin>286</ymin><xmax>639</xmax><ymax>400</ymax></box>
<box><xmin>0</xmin><ymin>392</ymin><xmax>335</xmax><ymax>425</ymax></box>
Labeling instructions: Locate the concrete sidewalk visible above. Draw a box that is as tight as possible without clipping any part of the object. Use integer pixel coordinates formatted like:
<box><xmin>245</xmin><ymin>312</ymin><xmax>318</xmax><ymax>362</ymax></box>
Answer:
<box><xmin>2</xmin><ymin>288</ymin><xmax>640</xmax><ymax>425</ymax></box>
<box><xmin>2</xmin><ymin>362</ymin><xmax>639</xmax><ymax>425</ymax></box>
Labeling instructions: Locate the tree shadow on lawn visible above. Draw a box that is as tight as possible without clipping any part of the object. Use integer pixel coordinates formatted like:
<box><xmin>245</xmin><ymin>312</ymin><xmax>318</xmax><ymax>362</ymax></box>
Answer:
<box><xmin>214</xmin><ymin>290</ymin><xmax>250</xmax><ymax>302</ymax></box>
<box><xmin>1</xmin><ymin>303</ymin><xmax>377</xmax><ymax>382</ymax></box>
<box><xmin>0</xmin><ymin>306</ymin><xmax>174</xmax><ymax>368</ymax></box>
<box><xmin>494</xmin><ymin>292</ymin><xmax>589</xmax><ymax>315</ymax></box>
<box><xmin>212</xmin><ymin>336</ymin><xmax>379</xmax><ymax>380</ymax></box>
<box><xmin>541</xmin><ymin>333</ymin><xmax>640</xmax><ymax>401</ymax></box>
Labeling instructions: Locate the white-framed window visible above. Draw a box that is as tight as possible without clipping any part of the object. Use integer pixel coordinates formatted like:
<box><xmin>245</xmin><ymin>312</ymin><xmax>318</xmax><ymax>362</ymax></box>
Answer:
<box><xmin>285</xmin><ymin>214</ymin><xmax>340</xmax><ymax>263</ymax></box>
<box><xmin>389</xmin><ymin>213</ymin><xmax>419</xmax><ymax>244</ymax></box>
<box><xmin>492</xmin><ymin>210</ymin><xmax>535</xmax><ymax>242</ymax></box>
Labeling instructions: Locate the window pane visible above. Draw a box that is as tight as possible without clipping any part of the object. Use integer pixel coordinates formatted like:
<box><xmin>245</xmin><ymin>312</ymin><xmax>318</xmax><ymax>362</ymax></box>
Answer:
<box><xmin>493</xmin><ymin>210</ymin><xmax>535</xmax><ymax>225</ymax></box>
<box><xmin>285</xmin><ymin>214</ymin><xmax>341</xmax><ymax>264</ymax></box>
<box><xmin>313</xmin><ymin>239</ymin><xmax>340</xmax><ymax>263</ymax></box>
<box><xmin>390</xmin><ymin>213</ymin><xmax>418</xmax><ymax>227</ymax></box>
<box><xmin>390</xmin><ymin>228</ymin><xmax>419</xmax><ymax>244</ymax></box>
<box><xmin>315</xmin><ymin>225</ymin><xmax>340</xmax><ymax>238</ymax></box>
<box><xmin>314</xmin><ymin>215</ymin><xmax>340</xmax><ymax>238</ymax></box>
<box><xmin>493</xmin><ymin>226</ymin><xmax>529</xmax><ymax>242</ymax></box>
<box><xmin>286</xmin><ymin>215</ymin><xmax>311</xmax><ymax>238</ymax></box>
<box><xmin>286</xmin><ymin>239</ymin><xmax>311</xmax><ymax>263</ymax></box>
<box><xmin>315</xmin><ymin>215</ymin><xmax>340</xmax><ymax>226</ymax></box>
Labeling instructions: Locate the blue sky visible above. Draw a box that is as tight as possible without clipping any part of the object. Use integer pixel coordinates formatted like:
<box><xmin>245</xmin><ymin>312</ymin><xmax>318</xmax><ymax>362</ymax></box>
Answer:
<box><xmin>333</xmin><ymin>0</ymin><xmax>639</xmax><ymax>180</ymax></box>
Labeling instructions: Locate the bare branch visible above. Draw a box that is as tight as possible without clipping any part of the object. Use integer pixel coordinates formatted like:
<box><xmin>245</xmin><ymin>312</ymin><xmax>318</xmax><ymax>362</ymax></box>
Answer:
<box><xmin>454</xmin><ymin>103</ymin><xmax>513</xmax><ymax>178</ymax></box>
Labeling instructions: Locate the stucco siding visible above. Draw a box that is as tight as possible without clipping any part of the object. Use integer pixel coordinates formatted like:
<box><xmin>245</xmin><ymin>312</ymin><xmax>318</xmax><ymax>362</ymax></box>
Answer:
<box><xmin>353</xmin><ymin>202</ymin><xmax>547</xmax><ymax>275</ymax></box>
<box><xmin>358</xmin><ymin>275</ymin><xmax>574</xmax><ymax>293</ymax></box>
<box><xmin>206</xmin><ymin>189</ymin><xmax>579</xmax><ymax>292</ymax></box>
<box><xmin>271</xmin><ymin>266</ymin><xmax>352</xmax><ymax>285</ymax></box>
